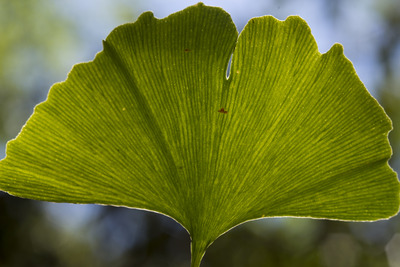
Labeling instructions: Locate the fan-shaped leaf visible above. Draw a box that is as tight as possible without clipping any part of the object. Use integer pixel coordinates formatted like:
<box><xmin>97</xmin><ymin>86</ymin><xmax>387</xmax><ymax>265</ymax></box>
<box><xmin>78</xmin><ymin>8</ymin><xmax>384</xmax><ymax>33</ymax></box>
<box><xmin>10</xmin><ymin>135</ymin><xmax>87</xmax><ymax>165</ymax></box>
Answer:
<box><xmin>0</xmin><ymin>3</ymin><xmax>399</xmax><ymax>266</ymax></box>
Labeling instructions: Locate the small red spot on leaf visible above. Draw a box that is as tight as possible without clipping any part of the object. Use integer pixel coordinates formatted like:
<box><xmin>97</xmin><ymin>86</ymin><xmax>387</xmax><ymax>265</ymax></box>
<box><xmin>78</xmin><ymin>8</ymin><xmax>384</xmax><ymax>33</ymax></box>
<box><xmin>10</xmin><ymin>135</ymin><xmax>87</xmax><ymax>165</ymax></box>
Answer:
<box><xmin>218</xmin><ymin>108</ymin><xmax>228</xmax><ymax>114</ymax></box>
<box><xmin>184</xmin><ymin>48</ymin><xmax>191</xmax><ymax>52</ymax></box>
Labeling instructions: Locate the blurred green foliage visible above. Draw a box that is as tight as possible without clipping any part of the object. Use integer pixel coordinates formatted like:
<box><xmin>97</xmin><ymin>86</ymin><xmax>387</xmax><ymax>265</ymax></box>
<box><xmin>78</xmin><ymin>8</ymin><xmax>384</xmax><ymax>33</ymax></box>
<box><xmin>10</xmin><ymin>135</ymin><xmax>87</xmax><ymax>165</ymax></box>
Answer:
<box><xmin>0</xmin><ymin>1</ymin><xmax>79</xmax><ymax>143</ymax></box>
<box><xmin>0</xmin><ymin>1</ymin><xmax>399</xmax><ymax>266</ymax></box>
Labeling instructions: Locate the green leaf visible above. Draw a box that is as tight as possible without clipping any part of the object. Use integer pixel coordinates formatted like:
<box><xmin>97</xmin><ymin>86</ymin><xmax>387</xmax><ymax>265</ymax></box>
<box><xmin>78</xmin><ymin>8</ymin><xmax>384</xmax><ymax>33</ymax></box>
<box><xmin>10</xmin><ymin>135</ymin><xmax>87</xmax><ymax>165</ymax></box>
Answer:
<box><xmin>0</xmin><ymin>3</ymin><xmax>399</xmax><ymax>266</ymax></box>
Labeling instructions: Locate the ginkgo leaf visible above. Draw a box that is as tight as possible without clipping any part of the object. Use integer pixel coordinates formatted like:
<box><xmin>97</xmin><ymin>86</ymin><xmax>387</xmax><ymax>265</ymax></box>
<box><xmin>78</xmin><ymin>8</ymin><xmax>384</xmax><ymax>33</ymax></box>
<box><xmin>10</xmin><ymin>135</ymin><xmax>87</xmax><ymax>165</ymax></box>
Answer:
<box><xmin>0</xmin><ymin>3</ymin><xmax>399</xmax><ymax>266</ymax></box>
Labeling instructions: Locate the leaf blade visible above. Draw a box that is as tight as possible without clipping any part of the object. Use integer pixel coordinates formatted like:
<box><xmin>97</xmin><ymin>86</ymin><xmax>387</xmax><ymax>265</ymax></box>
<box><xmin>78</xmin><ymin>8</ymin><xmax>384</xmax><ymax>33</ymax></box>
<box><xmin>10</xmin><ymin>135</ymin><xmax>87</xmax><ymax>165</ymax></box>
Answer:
<box><xmin>0</xmin><ymin>4</ymin><xmax>399</xmax><ymax>266</ymax></box>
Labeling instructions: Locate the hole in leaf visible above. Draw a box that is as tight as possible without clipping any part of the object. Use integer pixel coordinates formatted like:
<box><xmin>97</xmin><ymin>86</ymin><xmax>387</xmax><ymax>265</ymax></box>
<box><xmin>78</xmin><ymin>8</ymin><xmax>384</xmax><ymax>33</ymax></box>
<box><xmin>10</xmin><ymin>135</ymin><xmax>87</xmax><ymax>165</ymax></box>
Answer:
<box><xmin>226</xmin><ymin>53</ymin><xmax>233</xmax><ymax>79</ymax></box>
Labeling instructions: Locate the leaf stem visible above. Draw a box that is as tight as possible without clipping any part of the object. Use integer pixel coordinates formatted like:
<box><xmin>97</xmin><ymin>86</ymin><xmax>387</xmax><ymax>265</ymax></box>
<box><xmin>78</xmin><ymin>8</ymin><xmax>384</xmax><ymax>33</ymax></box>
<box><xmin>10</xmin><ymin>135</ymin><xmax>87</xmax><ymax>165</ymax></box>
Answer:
<box><xmin>190</xmin><ymin>239</ymin><xmax>207</xmax><ymax>267</ymax></box>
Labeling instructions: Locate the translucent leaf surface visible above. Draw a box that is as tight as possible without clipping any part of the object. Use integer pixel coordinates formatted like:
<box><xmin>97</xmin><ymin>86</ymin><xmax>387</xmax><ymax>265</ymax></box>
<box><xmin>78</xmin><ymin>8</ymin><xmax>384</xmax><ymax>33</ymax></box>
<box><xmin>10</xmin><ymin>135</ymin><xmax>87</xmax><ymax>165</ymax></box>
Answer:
<box><xmin>0</xmin><ymin>3</ymin><xmax>399</xmax><ymax>266</ymax></box>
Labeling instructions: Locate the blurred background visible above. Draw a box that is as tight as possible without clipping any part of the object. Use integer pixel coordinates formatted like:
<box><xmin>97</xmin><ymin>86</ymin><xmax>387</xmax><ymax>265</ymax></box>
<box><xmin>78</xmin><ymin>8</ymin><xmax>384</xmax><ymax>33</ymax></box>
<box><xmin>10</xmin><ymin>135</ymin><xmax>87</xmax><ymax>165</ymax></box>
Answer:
<box><xmin>0</xmin><ymin>0</ymin><xmax>400</xmax><ymax>266</ymax></box>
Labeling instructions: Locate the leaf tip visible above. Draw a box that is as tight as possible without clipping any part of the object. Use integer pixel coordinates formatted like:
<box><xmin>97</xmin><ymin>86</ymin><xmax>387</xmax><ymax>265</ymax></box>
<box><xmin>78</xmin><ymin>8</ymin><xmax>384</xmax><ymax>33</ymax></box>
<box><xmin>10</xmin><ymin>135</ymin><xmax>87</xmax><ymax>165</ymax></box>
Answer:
<box><xmin>138</xmin><ymin>10</ymin><xmax>156</xmax><ymax>20</ymax></box>
<box><xmin>194</xmin><ymin>2</ymin><xmax>206</xmax><ymax>7</ymax></box>
<box><xmin>330</xmin><ymin>43</ymin><xmax>345</xmax><ymax>54</ymax></box>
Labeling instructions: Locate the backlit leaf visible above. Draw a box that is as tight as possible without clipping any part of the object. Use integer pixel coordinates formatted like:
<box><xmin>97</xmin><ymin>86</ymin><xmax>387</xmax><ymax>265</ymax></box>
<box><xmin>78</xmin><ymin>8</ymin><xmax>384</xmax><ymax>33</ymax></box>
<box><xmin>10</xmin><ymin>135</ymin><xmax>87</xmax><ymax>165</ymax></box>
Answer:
<box><xmin>0</xmin><ymin>3</ymin><xmax>399</xmax><ymax>266</ymax></box>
